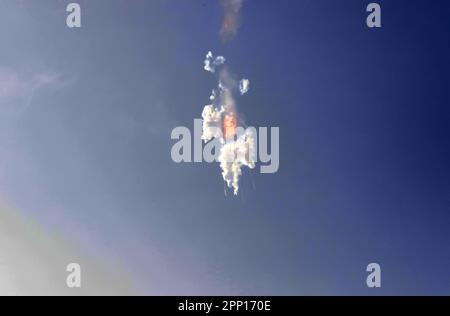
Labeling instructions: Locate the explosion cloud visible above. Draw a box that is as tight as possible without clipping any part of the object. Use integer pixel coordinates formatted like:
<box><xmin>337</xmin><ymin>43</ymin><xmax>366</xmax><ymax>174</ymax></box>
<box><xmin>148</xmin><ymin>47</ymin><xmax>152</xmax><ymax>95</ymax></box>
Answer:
<box><xmin>199</xmin><ymin>1</ymin><xmax>252</xmax><ymax>195</ymax></box>
<box><xmin>201</xmin><ymin>51</ymin><xmax>254</xmax><ymax>195</ymax></box>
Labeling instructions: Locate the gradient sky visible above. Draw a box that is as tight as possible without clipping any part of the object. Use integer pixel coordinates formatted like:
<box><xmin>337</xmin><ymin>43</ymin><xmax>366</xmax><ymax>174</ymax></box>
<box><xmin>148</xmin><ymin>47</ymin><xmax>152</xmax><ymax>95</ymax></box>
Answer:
<box><xmin>0</xmin><ymin>0</ymin><xmax>449</xmax><ymax>295</ymax></box>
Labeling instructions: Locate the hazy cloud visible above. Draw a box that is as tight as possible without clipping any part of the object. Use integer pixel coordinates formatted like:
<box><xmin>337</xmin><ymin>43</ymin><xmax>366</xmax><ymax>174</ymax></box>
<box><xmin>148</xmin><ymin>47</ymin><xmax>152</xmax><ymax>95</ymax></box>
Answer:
<box><xmin>219</xmin><ymin>0</ymin><xmax>244</xmax><ymax>42</ymax></box>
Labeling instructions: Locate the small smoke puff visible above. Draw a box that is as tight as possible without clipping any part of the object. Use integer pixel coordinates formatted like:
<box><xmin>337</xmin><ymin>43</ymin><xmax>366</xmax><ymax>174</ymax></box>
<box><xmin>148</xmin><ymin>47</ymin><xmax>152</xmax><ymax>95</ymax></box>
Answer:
<box><xmin>210</xmin><ymin>89</ymin><xmax>217</xmax><ymax>101</ymax></box>
<box><xmin>204</xmin><ymin>51</ymin><xmax>226</xmax><ymax>73</ymax></box>
<box><xmin>214</xmin><ymin>56</ymin><xmax>226</xmax><ymax>66</ymax></box>
<box><xmin>239</xmin><ymin>79</ymin><xmax>250</xmax><ymax>95</ymax></box>
<box><xmin>204</xmin><ymin>51</ymin><xmax>215</xmax><ymax>73</ymax></box>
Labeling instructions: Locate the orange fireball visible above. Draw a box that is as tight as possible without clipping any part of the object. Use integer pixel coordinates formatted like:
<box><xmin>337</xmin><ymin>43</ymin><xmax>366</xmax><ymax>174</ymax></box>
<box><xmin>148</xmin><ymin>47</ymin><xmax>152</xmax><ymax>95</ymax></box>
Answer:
<box><xmin>223</xmin><ymin>113</ymin><xmax>237</xmax><ymax>139</ymax></box>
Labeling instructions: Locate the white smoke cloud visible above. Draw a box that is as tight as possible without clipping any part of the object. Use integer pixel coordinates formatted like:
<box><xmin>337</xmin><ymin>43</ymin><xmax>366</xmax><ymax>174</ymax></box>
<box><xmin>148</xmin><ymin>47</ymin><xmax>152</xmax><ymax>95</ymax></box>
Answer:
<box><xmin>201</xmin><ymin>104</ymin><xmax>225</xmax><ymax>142</ymax></box>
<box><xmin>201</xmin><ymin>52</ymin><xmax>255</xmax><ymax>195</ymax></box>
<box><xmin>204</xmin><ymin>51</ymin><xmax>226</xmax><ymax>73</ymax></box>
<box><xmin>219</xmin><ymin>131</ymin><xmax>255</xmax><ymax>195</ymax></box>
<box><xmin>239</xmin><ymin>79</ymin><xmax>250</xmax><ymax>95</ymax></box>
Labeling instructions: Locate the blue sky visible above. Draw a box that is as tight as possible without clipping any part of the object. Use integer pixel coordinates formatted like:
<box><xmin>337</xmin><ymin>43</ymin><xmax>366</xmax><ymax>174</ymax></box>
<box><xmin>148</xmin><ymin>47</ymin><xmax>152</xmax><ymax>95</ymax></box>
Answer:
<box><xmin>0</xmin><ymin>0</ymin><xmax>449</xmax><ymax>295</ymax></box>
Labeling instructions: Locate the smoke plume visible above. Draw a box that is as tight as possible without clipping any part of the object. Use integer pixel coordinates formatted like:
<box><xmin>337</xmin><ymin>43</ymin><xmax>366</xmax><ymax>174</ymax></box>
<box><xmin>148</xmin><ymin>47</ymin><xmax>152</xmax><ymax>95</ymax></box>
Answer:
<box><xmin>199</xmin><ymin>1</ymin><xmax>250</xmax><ymax>195</ymax></box>
<box><xmin>219</xmin><ymin>0</ymin><xmax>244</xmax><ymax>42</ymax></box>
<box><xmin>201</xmin><ymin>51</ymin><xmax>254</xmax><ymax>195</ymax></box>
